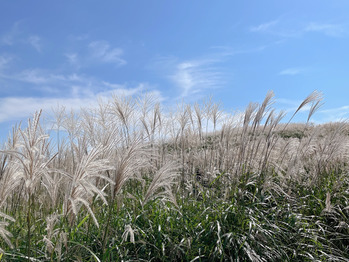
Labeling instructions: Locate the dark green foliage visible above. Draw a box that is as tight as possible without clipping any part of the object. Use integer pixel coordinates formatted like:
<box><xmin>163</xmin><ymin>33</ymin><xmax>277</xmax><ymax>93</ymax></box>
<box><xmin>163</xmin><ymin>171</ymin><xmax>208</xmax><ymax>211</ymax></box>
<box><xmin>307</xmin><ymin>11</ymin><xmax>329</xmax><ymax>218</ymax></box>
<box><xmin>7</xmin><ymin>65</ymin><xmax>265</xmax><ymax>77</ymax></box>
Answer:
<box><xmin>278</xmin><ymin>129</ymin><xmax>305</xmax><ymax>139</ymax></box>
<box><xmin>2</xmin><ymin>169</ymin><xmax>349</xmax><ymax>261</ymax></box>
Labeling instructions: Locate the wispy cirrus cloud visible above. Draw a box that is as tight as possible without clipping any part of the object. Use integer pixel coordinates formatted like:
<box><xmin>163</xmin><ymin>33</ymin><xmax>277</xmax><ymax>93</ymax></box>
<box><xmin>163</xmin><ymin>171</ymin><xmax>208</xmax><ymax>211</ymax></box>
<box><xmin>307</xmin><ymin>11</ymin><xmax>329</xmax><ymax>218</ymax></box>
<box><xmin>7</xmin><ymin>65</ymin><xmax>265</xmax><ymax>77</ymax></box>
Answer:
<box><xmin>279</xmin><ymin>67</ymin><xmax>305</xmax><ymax>76</ymax></box>
<box><xmin>65</xmin><ymin>40</ymin><xmax>126</xmax><ymax>68</ymax></box>
<box><xmin>0</xmin><ymin>68</ymin><xmax>86</xmax><ymax>86</ymax></box>
<box><xmin>304</xmin><ymin>22</ymin><xmax>345</xmax><ymax>37</ymax></box>
<box><xmin>0</xmin><ymin>22</ymin><xmax>44</xmax><ymax>51</ymax></box>
<box><xmin>88</xmin><ymin>40</ymin><xmax>126</xmax><ymax>65</ymax></box>
<box><xmin>0</xmin><ymin>21</ymin><xmax>22</xmax><ymax>46</ymax></box>
<box><xmin>152</xmin><ymin>43</ymin><xmax>278</xmax><ymax>100</ymax></box>
<box><xmin>318</xmin><ymin>106</ymin><xmax>349</xmax><ymax>122</ymax></box>
<box><xmin>250</xmin><ymin>19</ymin><xmax>347</xmax><ymax>38</ymax></box>
<box><xmin>0</xmin><ymin>65</ymin><xmax>152</xmax><ymax>100</ymax></box>
<box><xmin>171</xmin><ymin>60</ymin><xmax>223</xmax><ymax>98</ymax></box>
<box><xmin>0</xmin><ymin>51</ymin><xmax>162</xmax><ymax>118</ymax></box>
<box><xmin>0</xmin><ymin>55</ymin><xmax>13</xmax><ymax>71</ymax></box>
<box><xmin>0</xmin><ymin>93</ymin><xmax>114</xmax><ymax>123</ymax></box>
<box><xmin>65</xmin><ymin>53</ymin><xmax>79</xmax><ymax>66</ymax></box>
<box><xmin>0</xmin><ymin>79</ymin><xmax>161</xmax><ymax>123</ymax></box>
<box><xmin>152</xmin><ymin>55</ymin><xmax>225</xmax><ymax>99</ymax></box>
<box><xmin>27</xmin><ymin>35</ymin><xmax>42</xmax><ymax>52</ymax></box>
<box><xmin>250</xmin><ymin>20</ymin><xmax>279</xmax><ymax>33</ymax></box>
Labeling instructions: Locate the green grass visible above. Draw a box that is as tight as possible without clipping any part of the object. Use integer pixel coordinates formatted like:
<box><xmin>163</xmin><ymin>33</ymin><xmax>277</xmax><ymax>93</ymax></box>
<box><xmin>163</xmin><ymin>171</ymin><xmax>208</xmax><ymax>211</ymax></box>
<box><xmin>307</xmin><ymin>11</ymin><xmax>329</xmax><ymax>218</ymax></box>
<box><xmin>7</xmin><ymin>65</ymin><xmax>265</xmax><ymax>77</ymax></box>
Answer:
<box><xmin>1</xmin><ymin>169</ymin><xmax>348</xmax><ymax>261</ymax></box>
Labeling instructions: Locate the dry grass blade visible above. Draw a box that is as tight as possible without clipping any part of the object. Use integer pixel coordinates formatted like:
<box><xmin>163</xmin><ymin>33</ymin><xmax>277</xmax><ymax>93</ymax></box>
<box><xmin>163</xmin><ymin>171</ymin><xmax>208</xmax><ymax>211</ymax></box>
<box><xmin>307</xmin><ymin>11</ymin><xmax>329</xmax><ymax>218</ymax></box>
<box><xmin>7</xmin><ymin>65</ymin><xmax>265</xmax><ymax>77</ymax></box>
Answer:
<box><xmin>109</xmin><ymin>94</ymin><xmax>136</xmax><ymax>141</ymax></box>
<box><xmin>0</xmin><ymin>220</ymin><xmax>13</xmax><ymax>249</ymax></box>
<box><xmin>122</xmin><ymin>224</ymin><xmax>136</xmax><ymax>244</ymax></box>
<box><xmin>288</xmin><ymin>90</ymin><xmax>323</xmax><ymax>124</ymax></box>
<box><xmin>253</xmin><ymin>90</ymin><xmax>274</xmax><ymax>127</ymax></box>
<box><xmin>143</xmin><ymin>161</ymin><xmax>179</xmax><ymax>206</ymax></box>
<box><xmin>111</xmin><ymin>136</ymin><xmax>149</xmax><ymax>198</ymax></box>
<box><xmin>64</xmin><ymin>144</ymin><xmax>114</xmax><ymax>227</ymax></box>
<box><xmin>307</xmin><ymin>99</ymin><xmax>324</xmax><ymax>123</ymax></box>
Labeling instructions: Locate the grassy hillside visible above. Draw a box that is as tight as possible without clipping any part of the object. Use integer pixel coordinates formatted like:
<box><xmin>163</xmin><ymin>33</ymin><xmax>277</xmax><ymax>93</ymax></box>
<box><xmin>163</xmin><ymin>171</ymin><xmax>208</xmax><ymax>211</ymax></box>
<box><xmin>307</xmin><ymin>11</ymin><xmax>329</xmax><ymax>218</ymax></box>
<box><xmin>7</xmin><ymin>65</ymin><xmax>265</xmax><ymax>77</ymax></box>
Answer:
<box><xmin>0</xmin><ymin>91</ymin><xmax>349</xmax><ymax>261</ymax></box>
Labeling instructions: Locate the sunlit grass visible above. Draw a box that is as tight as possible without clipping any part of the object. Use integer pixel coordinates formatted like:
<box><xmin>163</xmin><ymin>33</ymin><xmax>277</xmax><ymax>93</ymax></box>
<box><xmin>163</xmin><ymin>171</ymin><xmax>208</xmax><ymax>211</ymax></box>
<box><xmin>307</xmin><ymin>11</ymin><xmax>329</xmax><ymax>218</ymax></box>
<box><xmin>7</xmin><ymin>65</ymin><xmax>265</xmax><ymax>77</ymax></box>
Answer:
<box><xmin>0</xmin><ymin>91</ymin><xmax>349</xmax><ymax>261</ymax></box>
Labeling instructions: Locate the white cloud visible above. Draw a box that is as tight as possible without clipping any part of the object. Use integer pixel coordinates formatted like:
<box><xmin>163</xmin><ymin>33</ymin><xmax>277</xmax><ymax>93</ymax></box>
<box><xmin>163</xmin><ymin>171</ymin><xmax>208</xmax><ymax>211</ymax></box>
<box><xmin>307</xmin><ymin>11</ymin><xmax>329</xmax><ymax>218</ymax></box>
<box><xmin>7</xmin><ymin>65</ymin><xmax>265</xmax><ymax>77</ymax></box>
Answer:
<box><xmin>28</xmin><ymin>35</ymin><xmax>42</xmax><ymax>52</ymax></box>
<box><xmin>16</xmin><ymin>69</ymin><xmax>50</xmax><ymax>84</ymax></box>
<box><xmin>0</xmin><ymin>68</ymin><xmax>90</xmax><ymax>87</ymax></box>
<box><xmin>250</xmin><ymin>20</ymin><xmax>278</xmax><ymax>32</ymax></box>
<box><xmin>0</xmin><ymin>60</ymin><xmax>161</xmax><ymax>123</ymax></box>
<box><xmin>320</xmin><ymin>106</ymin><xmax>349</xmax><ymax>114</ymax></box>
<box><xmin>0</xmin><ymin>66</ymin><xmax>159</xmax><ymax>104</ymax></box>
<box><xmin>0</xmin><ymin>21</ymin><xmax>21</xmax><ymax>46</ymax></box>
<box><xmin>0</xmin><ymin>55</ymin><xmax>13</xmax><ymax>71</ymax></box>
<box><xmin>102</xmin><ymin>81</ymin><xmax>165</xmax><ymax>101</ymax></box>
<box><xmin>173</xmin><ymin>62</ymin><xmax>197</xmax><ymax>97</ymax></box>
<box><xmin>101</xmin><ymin>81</ymin><xmax>144</xmax><ymax>97</ymax></box>
<box><xmin>250</xmin><ymin>19</ymin><xmax>347</xmax><ymax>38</ymax></box>
<box><xmin>65</xmin><ymin>53</ymin><xmax>79</xmax><ymax>66</ymax></box>
<box><xmin>0</xmin><ymin>84</ymin><xmax>160</xmax><ymax>123</ymax></box>
<box><xmin>304</xmin><ymin>22</ymin><xmax>345</xmax><ymax>37</ymax></box>
<box><xmin>0</xmin><ymin>22</ymin><xmax>44</xmax><ymax>50</ymax></box>
<box><xmin>149</xmin><ymin>56</ymin><xmax>224</xmax><ymax>99</ymax></box>
<box><xmin>64</xmin><ymin>41</ymin><xmax>126</xmax><ymax>68</ymax></box>
<box><xmin>172</xmin><ymin>60</ymin><xmax>223</xmax><ymax>98</ymax></box>
<box><xmin>279</xmin><ymin>68</ymin><xmax>304</xmax><ymax>76</ymax></box>
<box><xmin>0</xmin><ymin>96</ymin><xmax>87</xmax><ymax>123</ymax></box>
<box><xmin>318</xmin><ymin>106</ymin><xmax>349</xmax><ymax>122</ymax></box>
<box><xmin>88</xmin><ymin>41</ymin><xmax>126</xmax><ymax>65</ymax></box>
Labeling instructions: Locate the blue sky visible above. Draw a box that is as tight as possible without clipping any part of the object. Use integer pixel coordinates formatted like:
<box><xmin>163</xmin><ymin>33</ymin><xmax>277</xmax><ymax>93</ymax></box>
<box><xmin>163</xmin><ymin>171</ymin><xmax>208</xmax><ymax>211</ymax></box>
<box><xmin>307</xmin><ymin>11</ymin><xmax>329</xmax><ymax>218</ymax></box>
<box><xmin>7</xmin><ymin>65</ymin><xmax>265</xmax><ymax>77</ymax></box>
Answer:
<box><xmin>1</xmin><ymin>1</ymin><xmax>349</xmax><ymax>138</ymax></box>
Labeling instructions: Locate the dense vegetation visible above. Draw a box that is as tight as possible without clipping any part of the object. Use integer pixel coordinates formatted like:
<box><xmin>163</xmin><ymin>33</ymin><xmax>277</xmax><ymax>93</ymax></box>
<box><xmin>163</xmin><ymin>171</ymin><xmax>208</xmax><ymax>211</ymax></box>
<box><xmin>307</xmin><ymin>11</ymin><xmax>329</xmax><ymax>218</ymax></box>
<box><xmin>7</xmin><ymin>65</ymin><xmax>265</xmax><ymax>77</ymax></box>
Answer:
<box><xmin>0</xmin><ymin>91</ymin><xmax>349</xmax><ymax>261</ymax></box>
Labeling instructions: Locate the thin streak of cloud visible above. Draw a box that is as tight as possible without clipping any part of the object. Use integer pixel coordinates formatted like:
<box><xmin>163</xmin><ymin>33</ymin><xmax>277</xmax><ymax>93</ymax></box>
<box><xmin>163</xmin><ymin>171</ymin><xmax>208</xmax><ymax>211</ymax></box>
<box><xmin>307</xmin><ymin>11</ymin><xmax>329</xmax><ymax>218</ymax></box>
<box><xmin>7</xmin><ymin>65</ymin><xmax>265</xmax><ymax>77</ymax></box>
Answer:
<box><xmin>279</xmin><ymin>68</ymin><xmax>303</xmax><ymax>76</ymax></box>
<box><xmin>16</xmin><ymin>69</ymin><xmax>51</xmax><ymax>84</ymax></box>
<box><xmin>0</xmin><ymin>84</ymin><xmax>161</xmax><ymax>123</ymax></box>
<box><xmin>250</xmin><ymin>19</ymin><xmax>347</xmax><ymax>38</ymax></box>
<box><xmin>28</xmin><ymin>35</ymin><xmax>42</xmax><ymax>52</ymax></box>
<box><xmin>0</xmin><ymin>55</ymin><xmax>13</xmax><ymax>71</ymax></box>
<box><xmin>1</xmin><ymin>69</ymin><xmax>69</xmax><ymax>85</ymax></box>
<box><xmin>209</xmin><ymin>44</ymin><xmax>270</xmax><ymax>56</ymax></box>
<box><xmin>318</xmin><ymin>106</ymin><xmax>349</xmax><ymax>122</ymax></box>
<box><xmin>65</xmin><ymin>40</ymin><xmax>126</xmax><ymax>68</ymax></box>
<box><xmin>320</xmin><ymin>106</ymin><xmax>349</xmax><ymax>114</ymax></box>
<box><xmin>1</xmin><ymin>22</ymin><xmax>46</xmax><ymax>52</ymax></box>
<box><xmin>88</xmin><ymin>41</ymin><xmax>126</xmax><ymax>65</ymax></box>
<box><xmin>152</xmin><ymin>55</ymin><xmax>225</xmax><ymax>99</ymax></box>
<box><xmin>304</xmin><ymin>22</ymin><xmax>345</xmax><ymax>37</ymax></box>
<box><xmin>0</xmin><ymin>64</ymin><xmax>156</xmax><ymax>108</ymax></box>
<box><xmin>65</xmin><ymin>53</ymin><xmax>80</xmax><ymax>69</ymax></box>
<box><xmin>0</xmin><ymin>21</ymin><xmax>22</xmax><ymax>46</ymax></box>
<box><xmin>0</xmin><ymin>68</ymin><xmax>89</xmax><ymax>86</ymax></box>
<box><xmin>171</xmin><ymin>60</ymin><xmax>223</xmax><ymax>98</ymax></box>
<box><xmin>250</xmin><ymin>20</ymin><xmax>278</xmax><ymax>32</ymax></box>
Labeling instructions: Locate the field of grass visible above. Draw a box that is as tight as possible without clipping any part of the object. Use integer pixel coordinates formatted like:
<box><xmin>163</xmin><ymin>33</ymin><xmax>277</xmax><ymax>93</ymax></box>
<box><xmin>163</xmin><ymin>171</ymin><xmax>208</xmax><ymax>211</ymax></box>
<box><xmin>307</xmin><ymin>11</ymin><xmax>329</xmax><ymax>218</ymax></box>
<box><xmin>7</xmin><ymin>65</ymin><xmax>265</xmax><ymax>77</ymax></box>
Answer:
<box><xmin>0</xmin><ymin>91</ymin><xmax>349</xmax><ymax>261</ymax></box>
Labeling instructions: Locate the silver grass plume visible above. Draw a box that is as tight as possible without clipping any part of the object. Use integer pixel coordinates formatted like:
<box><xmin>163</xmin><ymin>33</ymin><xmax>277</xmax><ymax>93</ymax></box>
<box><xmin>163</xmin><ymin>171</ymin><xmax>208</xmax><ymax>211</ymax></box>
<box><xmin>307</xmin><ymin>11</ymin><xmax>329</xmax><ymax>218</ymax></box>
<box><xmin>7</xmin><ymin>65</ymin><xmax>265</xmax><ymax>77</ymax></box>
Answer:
<box><xmin>122</xmin><ymin>224</ymin><xmax>136</xmax><ymax>244</ymax></box>
<box><xmin>1</xmin><ymin>110</ymin><xmax>55</xmax><ymax>198</ymax></box>
<box><xmin>143</xmin><ymin>161</ymin><xmax>180</xmax><ymax>206</ymax></box>
<box><xmin>62</xmin><ymin>144</ymin><xmax>114</xmax><ymax>227</ymax></box>
<box><xmin>111</xmin><ymin>136</ymin><xmax>149</xmax><ymax>199</ymax></box>
<box><xmin>0</xmin><ymin>211</ymin><xmax>15</xmax><ymax>251</ymax></box>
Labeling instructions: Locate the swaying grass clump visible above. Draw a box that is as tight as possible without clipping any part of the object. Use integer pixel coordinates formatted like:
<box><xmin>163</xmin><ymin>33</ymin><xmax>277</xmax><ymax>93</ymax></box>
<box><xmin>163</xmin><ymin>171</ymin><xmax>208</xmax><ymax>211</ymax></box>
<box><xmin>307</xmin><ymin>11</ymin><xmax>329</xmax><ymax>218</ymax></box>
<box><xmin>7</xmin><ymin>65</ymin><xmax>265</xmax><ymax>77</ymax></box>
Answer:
<box><xmin>0</xmin><ymin>91</ymin><xmax>349</xmax><ymax>261</ymax></box>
